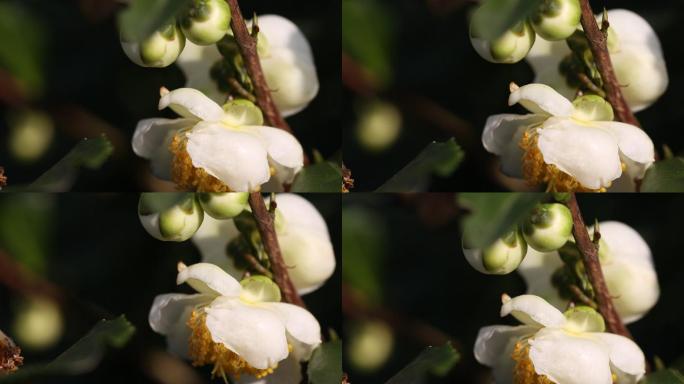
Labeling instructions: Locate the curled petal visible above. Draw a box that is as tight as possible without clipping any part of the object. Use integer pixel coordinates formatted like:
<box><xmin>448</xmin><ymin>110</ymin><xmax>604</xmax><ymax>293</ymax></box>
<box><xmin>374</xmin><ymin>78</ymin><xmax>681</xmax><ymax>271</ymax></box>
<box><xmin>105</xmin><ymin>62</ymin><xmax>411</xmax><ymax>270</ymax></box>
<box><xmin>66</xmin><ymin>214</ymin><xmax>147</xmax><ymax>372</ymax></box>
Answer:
<box><xmin>500</xmin><ymin>294</ymin><xmax>566</xmax><ymax>328</ymax></box>
<box><xmin>265</xmin><ymin>302</ymin><xmax>322</xmax><ymax>361</ymax></box>
<box><xmin>508</xmin><ymin>83</ymin><xmax>574</xmax><ymax>117</ymax></box>
<box><xmin>248</xmin><ymin>126</ymin><xmax>304</xmax><ymax>185</ymax></box>
<box><xmin>148</xmin><ymin>293</ymin><xmax>212</xmax><ymax>358</ymax></box>
<box><xmin>159</xmin><ymin>88</ymin><xmax>225</xmax><ymax>121</ymax></box>
<box><xmin>133</xmin><ymin>118</ymin><xmax>195</xmax><ymax>180</ymax></box>
<box><xmin>474</xmin><ymin>325</ymin><xmax>536</xmax><ymax>383</ymax></box>
<box><xmin>591</xmin><ymin>332</ymin><xmax>646</xmax><ymax>383</ymax></box>
<box><xmin>594</xmin><ymin>121</ymin><xmax>655</xmax><ymax>180</ymax></box>
<box><xmin>482</xmin><ymin>114</ymin><xmax>546</xmax><ymax>178</ymax></box>
<box><xmin>176</xmin><ymin>262</ymin><xmax>242</xmax><ymax>297</ymax></box>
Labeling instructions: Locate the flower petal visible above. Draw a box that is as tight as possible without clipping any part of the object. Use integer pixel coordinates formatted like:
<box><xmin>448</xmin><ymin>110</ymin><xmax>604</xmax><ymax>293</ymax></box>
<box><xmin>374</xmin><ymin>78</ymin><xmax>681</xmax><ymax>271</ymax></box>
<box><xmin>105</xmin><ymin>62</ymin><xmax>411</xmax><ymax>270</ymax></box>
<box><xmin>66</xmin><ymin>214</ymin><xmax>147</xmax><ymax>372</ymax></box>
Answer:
<box><xmin>526</xmin><ymin>39</ymin><xmax>575</xmax><ymax>100</ymax></box>
<box><xmin>500</xmin><ymin>294</ymin><xmax>566</xmax><ymax>328</ymax></box>
<box><xmin>248</xmin><ymin>126</ymin><xmax>304</xmax><ymax>185</ymax></box>
<box><xmin>267</xmin><ymin>194</ymin><xmax>330</xmax><ymax>241</ymax></box>
<box><xmin>176</xmin><ymin>41</ymin><xmax>225</xmax><ymax>104</ymax></box>
<box><xmin>176</xmin><ymin>262</ymin><xmax>242</xmax><ymax>297</ymax></box>
<box><xmin>205</xmin><ymin>297</ymin><xmax>289</xmax><ymax>370</ymax></box>
<box><xmin>594</xmin><ymin>121</ymin><xmax>654</xmax><ymax>180</ymax></box>
<box><xmin>278</xmin><ymin>229</ymin><xmax>336</xmax><ymax>295</ymax></box>
<box><xmin>265</xmin><ymin>302</ymin><xmax>322</xmax><ymax>361</ymax></box>
<box><xmin>132</xmin><ymin>118</ymin><xmax>194</xmax><ymax>159</ymax></box>
<box><xmin>474</xmin><ymin>324</ymin><xmax>536</xmax><ymax>383</ymax></box>
<box><xmin>591</xmin><ymin>332</ymin><xmax>646</xmax><ymax>383</ymax></box>
<box><xmin>537</xmin><ymin>117</ymin><xmax>622</xmax><ymax>189</ymax></box>
<box><xmin>528</xmin><ymin>328</ymin><xmax>613</xmax><ymax>384</ymax></box>
<box><xmin>159</xmin><ymin>88</ymin><xmax>225</xmax><ymax>121</ymax></box>
<box><xmin>191</xmin><ymin>215</ymin><xmax>244</xmax><ymax>276</ymax></box>
<box><xmin>517</xmin><ymin>248</ymin><xmax>566</xmax><ymax>309</ymax></box>
<box><xmin>148</xmin><ymin>293</ymin><xmax>212</xmax><ymax>358</ymax></box>
<box><xmin>508</xmin><ymin>84</ymin><xmax>574</xmax><ymax>117</ymax></box>
<box><xmin>185</xmin><ymin>122</ymin><xmax>271</xmax><ymax>192</ymax></box>
<box><xmin>236</xmin><ymin>356</ymin><xmax>302</xmax><ymax>384</ymax></box>
<box><xmin>482</xmin><ymin>114</ymin><xmax>546</xmax><ymax>178</ymax></box>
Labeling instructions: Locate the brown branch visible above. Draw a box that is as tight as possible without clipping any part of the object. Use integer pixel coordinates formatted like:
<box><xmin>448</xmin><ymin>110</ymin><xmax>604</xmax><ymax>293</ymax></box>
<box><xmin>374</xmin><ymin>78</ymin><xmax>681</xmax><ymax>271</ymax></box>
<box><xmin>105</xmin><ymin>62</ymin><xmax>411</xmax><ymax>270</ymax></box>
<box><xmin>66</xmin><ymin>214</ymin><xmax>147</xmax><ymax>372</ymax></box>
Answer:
<box><xmin>567</xmin><ymin>194</ymin><xmax>631</xmax><ymax>338</ymax></box>
<box><xmin>248</xmin><ymin>192</ymin><xmax>304</xmax><ymax>307</ymax></box>
<box><xmin>243</xmin><ymin>252</ymin><xmax>273</xmax><ymax>278</ymax></box>
<box><xmin>579</xmin><ymin>0</ymin><xmax>639</xmax><ymax>127</ymax></box>
<box><xmin>0</xmin><ymin>167</ymin><xmax>6</xmax><ymax>189</ymax></box>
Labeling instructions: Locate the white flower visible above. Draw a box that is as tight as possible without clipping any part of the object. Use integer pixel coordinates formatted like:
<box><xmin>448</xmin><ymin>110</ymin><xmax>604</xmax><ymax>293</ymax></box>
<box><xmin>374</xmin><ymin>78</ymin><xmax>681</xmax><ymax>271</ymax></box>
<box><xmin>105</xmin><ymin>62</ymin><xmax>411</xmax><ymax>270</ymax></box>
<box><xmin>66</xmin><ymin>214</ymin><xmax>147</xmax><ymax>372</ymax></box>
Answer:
<box><xmin>483</xmin><ymin>83</ymin><xmax>654</xmax><ymax>191</ymax></box>
<box><xmin>518</xmin><ymin>221</ymin><xmax>659</xmax><ymax>324</ymax></box>
<box><xmin>132</xmin><ymin>88</ymin><xmax>303</xmax><ymax>192</ymax></box>
<box><xmin>192</xmin><ymin>194</ymin><xmax>336</xmax><ymax>295</ymax></box>
<box><xmin>526</xmin><ymin>9</ymin><xmax>668</xmax><ymax>112</ymax></box>
<box><xmin>177</xmin><ymin>14</ymin><xmax>319</xmax><ymax>117</ymax></box>
<box><xmin>149</xmin><ymin>262</ymin><xmax>321</xmax><ymax>382</ymax></box>
<box><xmin>475</xmin><ymin>294</ymin><xmax>645</xmax><ymax>384</ymax></box>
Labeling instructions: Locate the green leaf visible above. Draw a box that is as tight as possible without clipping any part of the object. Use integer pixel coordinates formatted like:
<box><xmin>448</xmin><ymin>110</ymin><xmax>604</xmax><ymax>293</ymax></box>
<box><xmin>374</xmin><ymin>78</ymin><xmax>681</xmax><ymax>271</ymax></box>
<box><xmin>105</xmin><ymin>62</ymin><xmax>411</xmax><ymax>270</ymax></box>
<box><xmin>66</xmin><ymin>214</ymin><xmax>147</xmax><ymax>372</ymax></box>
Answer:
<box><xmin>385</xmin><ymin>343</ymin><xmax>459</xmax><ymax>384</ymax></box>
<box><xmin>459</xmin><ymin>193</ymin><xmax>544</xmax><ymax>248</ymax></box>
<box><xmin>641</xmin><ymin>157</ymin><xmax>684</xmax><ymax>192</ymax></box>
<box><xmin>639</xmin><ymin>369</ymin><xmax>684</xmax><ymax>384</ymax></box>
<box><xmin>291</xmin><ymin>162</ymin><xmax>343</xmax><ymax>192</ymax></box>
<box><xmin>118</xmin><ymin>0</ymin><xmax>192</xmax><ymax>41</ymax></box>
<box><xmin>26</xmin><ymin>136</ymin><xmax>113</xmax><ymax>192</ymax></box>
<box><xmin>0</xmin><ymin>316</ymin><xmax>135</xmax><ymax>383</ymax></box>
<box><xmin>471</xmin><ymin>0</ymin><xmax>543</xmax><ymax>40</ymax></box>
<box><xmin>307</xmin><ymin>340</ymin><xmax>342</xmax><ymax>384</ymax></box>
<box><xmin>377</xmin><ymin>139</ymin><xmax>464</xmax><ymax>192</ymax></box>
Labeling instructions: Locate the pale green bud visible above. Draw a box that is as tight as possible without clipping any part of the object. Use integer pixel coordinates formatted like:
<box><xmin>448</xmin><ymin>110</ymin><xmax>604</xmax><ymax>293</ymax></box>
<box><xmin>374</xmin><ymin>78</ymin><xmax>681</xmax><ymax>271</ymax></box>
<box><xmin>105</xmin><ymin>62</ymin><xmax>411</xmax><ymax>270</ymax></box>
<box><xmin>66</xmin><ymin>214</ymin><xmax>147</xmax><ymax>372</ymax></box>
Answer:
<box><xmin>563</xmin><ymin>306</ymin><xmax>605</xmax><ymax>333</ymax></box>
<box><xmin>470</xmin><ymin>20</ymin><xmax>536</xmax><ymax>64</ymax></box>
<box><xmin>12</xmin><ymin>296</ymin><xmax>63</xmax><ymax>351</ymax></box>
<box><xmin>240</xmin><ymin>275</ymin><xmax>281</xmax><ymax>303</ymax></box>
<box><xmin>522</xmin><ymin>203</ymin><xmax>573</xmax><ymax>252</ymax></box>
<box><xmin>138</xmin><ymin>193</ymin><xmax>204</xmax><ymax>242</ymax></box>
<box><xmin>198</xmin><ymin>192</ymin><xmax>249</xmax><ymax>219</ymax></box>
<box><xmin>347</xmin><ymin>320</ymin><xmax>394</xmax><ymax>373</ymax></box>
<box><xmin>464</xmin><ymin>230</ymin><xmax>528</xmax><ymax>275</ymax></box>
<box><xmin>121</xmin><ymin>23</ymin><xmax>186</xmax><ymax>68</ymax></box>
<box><xmin>8</xmin><ymin>109</ymin><xmax>54</xmax><ymax>163</ymax></box>
<box><xmin>530</xmin><ymin>0</ymin><xmax>581</xmax><ymax>41</ymax></box>
<box><xmin>355</xmin><ymin>100</ymin><xmax>402</xmax><ymax>153</ymax></box>
<box><xmin>179</xmin><ymin>0</ymin><xmax>231</xmax><ymax>45</ymax></box>
<box><xmin>221</xmin><ymin>99</ymin><xmax>264</xmax><ymax>126</ymax></box>
<box><xmin>572</xmin><ymin>95</ymin><xmax>614</xmax><ymax>121</ymax></box>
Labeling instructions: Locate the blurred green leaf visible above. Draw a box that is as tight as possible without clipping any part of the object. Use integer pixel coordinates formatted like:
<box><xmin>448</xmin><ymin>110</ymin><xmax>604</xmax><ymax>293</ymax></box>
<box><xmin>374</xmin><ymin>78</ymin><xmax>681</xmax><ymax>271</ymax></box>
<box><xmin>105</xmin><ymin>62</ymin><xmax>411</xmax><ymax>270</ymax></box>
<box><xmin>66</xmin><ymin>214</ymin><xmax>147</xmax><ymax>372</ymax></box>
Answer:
<box><xmin>307</xmin><ymin>340</ymin><xmax>342</xmax><ymax>384</ymax></box>
<box><xmin>377</xmin><ymin>139</ymin><xmax>464</xmax><ymax>192</ymax></box>
<box><xmin>641</xmin><ymin>157</ymin><xmax>684</xmax><ymax>192</ymax></box>
<box><xmin>24</xmin><ymin>136</ymin><xmax>113</xmax><ymax>192</ymax></box>
<box><xmin>0</xmin><ymin>316</ymin><xmax>135</xmax><ymax>383</ymax></box>
<box><xmin>459</xmin><ymin>193</ymin><xmax>543</xmax><ymax>248</ymax></box>
<box><xmin>640</xmin><ymin>369</ymin><xmax>684</xmax><ymax>383</ymax></box>
<box><xmin>291</xmin><ymin>162</ymin><xmax>342</xmax><ymax>192</ymax></box>
<box><xmin>343</xmin><ymin>207</ymin><xmax>387</xmax><ymax>302</ymax></box>
<box><xmin>118</xmin><ymin>0</ymin><xmax>191</xmax><ymax>41</ymax></box>
<box><xmin>471</xmin><ymin>0</ymin><xmax>543</xmax><ymax>40</ymax></box>
<box><xmin>342</xmin><ymin>0</ymin><xmax>394</xmax><ymax>87</ymax></box>
<box><xmin>385</xmin><ymin>343</ymin><xmax>459</xmax><ymax>384</ymax></box>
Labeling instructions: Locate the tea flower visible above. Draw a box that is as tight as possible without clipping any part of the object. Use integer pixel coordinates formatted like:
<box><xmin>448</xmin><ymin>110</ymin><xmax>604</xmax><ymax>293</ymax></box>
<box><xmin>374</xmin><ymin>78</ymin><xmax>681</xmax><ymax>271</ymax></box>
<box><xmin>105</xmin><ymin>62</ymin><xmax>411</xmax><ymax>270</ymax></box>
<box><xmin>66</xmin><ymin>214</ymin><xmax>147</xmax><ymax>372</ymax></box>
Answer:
<box><xmin>518</xmin><ymin>221</ymin><xmax>659</xmax><ymax>323</ymax></box>
<box><xmin>177</xmin><ymin>14</ymin><xmax>319</xmax><ymax>117</ymax></box>
<box><xmin>482</xmin><ymin>83</ymin><xmax>654</xmax><ymax>191</ymax></box>
<box><xmin>192</xmin><ymin>194</ymin><xmax>336</xmax><ymax>294</ymax></box>
<box><xmin>149</xmin><ymin>262</ymin><xmax>321</xmax><ymax>382</ymax></box>
<box><xmin>527</xmin><ymin>9</ymin><xmax>668</xmax><ymax>112</ymax></box>
<box><xmin>475</xmin><ymin>294</ymin><xmax>645</xmax><ymax>384</ymax></box>
<box><xmin>132</xmin><ymin>87</ymin><xmax>303</xmax><ymax>192</ymax></box>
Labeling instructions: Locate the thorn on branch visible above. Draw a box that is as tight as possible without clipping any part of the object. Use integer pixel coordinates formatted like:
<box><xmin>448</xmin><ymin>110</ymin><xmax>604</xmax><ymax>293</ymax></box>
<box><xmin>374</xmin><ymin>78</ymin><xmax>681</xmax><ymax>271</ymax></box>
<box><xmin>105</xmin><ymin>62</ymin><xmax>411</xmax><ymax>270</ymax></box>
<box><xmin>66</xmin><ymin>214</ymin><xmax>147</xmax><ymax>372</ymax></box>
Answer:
<box><xmin>0</xmin><ymin>330</ymin><xmax>23</xmax><ymax>374</ymax></box>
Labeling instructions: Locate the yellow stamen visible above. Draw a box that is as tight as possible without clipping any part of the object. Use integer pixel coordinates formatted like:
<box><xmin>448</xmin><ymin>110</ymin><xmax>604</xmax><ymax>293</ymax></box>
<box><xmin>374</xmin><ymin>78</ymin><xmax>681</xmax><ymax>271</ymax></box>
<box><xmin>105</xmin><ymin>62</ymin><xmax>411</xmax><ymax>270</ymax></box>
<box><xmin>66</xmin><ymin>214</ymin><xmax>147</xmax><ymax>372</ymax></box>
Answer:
<box><xmin>187</xmin><ymin>310</ymin><xmax>276</xmax><ymax>382</ymax></box>
<box><xmin>170</xmin><ymin>133</ymin><xmax>236</xmax><ymax>192</ymax></box>
<box><xmin>511</xmin><ymin>340</ymin><xmax>553</xmax><ymax>384</ymax></box>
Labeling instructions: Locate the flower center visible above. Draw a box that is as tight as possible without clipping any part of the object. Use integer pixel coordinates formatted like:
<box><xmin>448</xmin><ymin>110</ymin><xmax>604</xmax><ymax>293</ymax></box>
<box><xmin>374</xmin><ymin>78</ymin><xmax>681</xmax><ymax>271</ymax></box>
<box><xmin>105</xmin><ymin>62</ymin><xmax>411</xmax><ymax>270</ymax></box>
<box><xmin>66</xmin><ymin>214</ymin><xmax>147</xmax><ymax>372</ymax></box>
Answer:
<box><xmin>519</xmin><ymin>130</ymin><xmax>606</xmax><ymax>192</ymax></box>
<box><xmin>170</xmin><ymin>133</ymin><xmax>234</xmax><ymax>192</ymax></box>
<box><xmin>187</xmin><ymin>310</ymin><xmax>277</xmax><ymax>382</ymax></box>
<box><xmin>511</xmin><ymin>340</ymin><xmax>554</xmax><ymax>384</ymax></box>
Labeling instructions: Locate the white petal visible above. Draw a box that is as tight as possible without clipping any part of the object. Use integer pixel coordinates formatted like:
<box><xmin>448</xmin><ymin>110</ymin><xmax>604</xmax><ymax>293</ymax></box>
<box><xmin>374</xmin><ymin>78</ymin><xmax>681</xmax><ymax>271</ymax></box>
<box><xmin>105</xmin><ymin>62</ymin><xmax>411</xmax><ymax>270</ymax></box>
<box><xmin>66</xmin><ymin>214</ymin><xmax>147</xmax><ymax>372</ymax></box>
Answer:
<box><xmin>604</xmin><ymin>10</ymin><xmax>661</xmax><ymax>51</ymax></box>
<box><xmin>236</xmin><ymin>356</ymin><xmax>302</xmax><ymax>384</ymax></box>
<box><xmin>537</xmin><ymin>117</ymin><xmax>622</xmax><ymax>189</ymax></box>
<box><xmin>611</xmin><ymin>47</ymin><xmax>668</xmax><ymax>112</ymax></box>
<box><xmin>132</xmin><ymin>118</ymin><xmax>195</xmax><ymax>159</ymax></box>
<box><xmin>205</xmin><ymin>297</ymin><xmax>289</xmax><ymax>369</ymax></box>
<box><xmin>159</xmin><ymin>88</ymin><xmax>225</xmax><ymax>121</ymax></box>
<box><xmin>528</xmin><ymin>328</ymin><xmax>613</xmax><ymax>384</ymax></box>
<box><xmin>176</xmin><ymin>262</ymin><xmax>242</xmax><ymax>297</ymax></box>
<box><xmin>517</xmin><ymin>248</ymin><xmax>567</xmax><ymax>310</ymax></box>
<box><xmin>267</xmin><ymin>194</ymin><xmax>330</xmax><ymax>241</ymax></box>
<box><xmin>500</xmin><ymin>294</ymin><xmax>566</xmax><ymax>328</ymax></box>
<box><xmin>526</xmin><ymin>39</ymin><xmax>576</xmax><ymax>100</ymax></box>
<box><xmin>185</xmin><ymin>122</ymin><xmax>271</xmax><ymax>192</ymax></box>
<box><xmin>149</xmin><ymin>293</ymin><xmax>211</xmax><ymax>335</ymax></box>
<box><xmin>482</xmin><ymin>114</ymin><xmax>546</xmax><ymax>178</ymax></box>
<box><xmin>265</xmin><ymin>302</ymin><xmax>322</xmax><ymax>361</ymax></box>
<box><xmin>595</xmin><ymin>222</ymin><xmax>653</xmax><ymax>269</ymax></box>
<box><xmin>191</xmin><ymin>215</ymin><xmax>244</xmax><ymax>276</ymax></box>
<box><xmin>278</xmin><ymin>229</ymin><xmax>336</xmax><ymax>295</ymax></box>
<box><xmin>254</xmin><ymin>15</ymin><xmax>312</xmax><ymax>56</ymax></box>
<box><xmin>508</xmin><ymin>84</ymin><xmax>574</xmax><ymax>117</ymax></box>
<box><xmin>176</xmin><ymin>41</ymin><xmax>225</xmax><ymax>104</ymax></box>
<box><xmin>248</xmin><ymin>126</ymin><xmax>304</xmax><ymax>184</ymax></box>
<box><xmin>474</xmin><ymin>325</ymin><xmax>536</xmax><ymax>384</ymax></box>
<box><xmin>591</xmin><ymin>332</ymin><xmax>646</xmax><ymax>383</ymax></box>
<box><xmin>594</xmin><ymin>121</ymin><xmax>654</xmax><ymax>180</ymax></box>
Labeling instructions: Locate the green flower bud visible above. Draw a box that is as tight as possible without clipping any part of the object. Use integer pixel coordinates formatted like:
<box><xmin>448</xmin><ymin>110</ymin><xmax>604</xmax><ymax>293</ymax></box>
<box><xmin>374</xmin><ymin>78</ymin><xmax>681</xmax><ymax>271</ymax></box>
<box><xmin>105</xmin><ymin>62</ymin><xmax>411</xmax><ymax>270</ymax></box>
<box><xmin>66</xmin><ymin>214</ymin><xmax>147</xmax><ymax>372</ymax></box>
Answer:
<box><xmin>464</xmin><ymin>230</ymin><xmax>528</xmax><ymax>275</ymax></box>
<box><xmin>470</xmin><ymin>20</ymin><xmax>536</xmax><ymax>64</ymax></box>
<box><xmin>240</xmin><ymin>275</ymin><xmax>281</xmax><ymax>303</ymax></box>
<box><xmin>563</xmin><ymin>306</ymin><xmax>605</xmax><ymax>333</ymax></box>
<box><xmin>347</xmin><ymin>320</ymin><xmax>394</xmax><ymax>373</ymax></box>
<box><xmin>522</xmin><ymin>203</ymin><xmax>573</xmax><ymax>252</ymax></box>
<box><xmin>530</xmin><ymin>0</ymin><xmax>581</xmax><ymax>41</ymax></box>
<box><xmin>12</xmin><ymin>296</ymin><xmax>63</xmax><ymax>351</ymax></box>
<box><xmin>138</xmin><ymin>193</ymin><xmax>204</xmax><ymax>241</ymax></box>
<box><xmin>198</xmin><ymin>192</ymin><xmax>249</xmax><ymax>219</ymax></box>
<box><xmin>572</xmin><ymin>94</ymin><xmax>614</xmax><ymax>122</ymax></box>
<box><xmin>179</xmin><ymin>0</ymin><xmax>231</xmax><ymax>45</ymax></box>
<box><xmin>121</xmin><ymin>22</ymin><xmax>186</xmax><ymax>68</ymax></box>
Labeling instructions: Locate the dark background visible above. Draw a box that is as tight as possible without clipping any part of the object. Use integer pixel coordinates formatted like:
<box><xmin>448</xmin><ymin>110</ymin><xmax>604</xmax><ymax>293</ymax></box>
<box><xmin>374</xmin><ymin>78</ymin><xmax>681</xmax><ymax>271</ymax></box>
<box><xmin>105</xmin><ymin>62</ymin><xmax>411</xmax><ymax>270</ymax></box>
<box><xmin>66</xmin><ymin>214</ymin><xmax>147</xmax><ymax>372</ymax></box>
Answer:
<box><xmin>342</xmin><ymin>0</ymin><xmax>684</xmax><ymax>191</ymax></box>
<box><xmin>0</xmin><ymin>0</ymin><xmax>340</xmax><ymax>191</ymax></box>
<box><xmin>0</xmin><ymin>193</ymin><xmax>341</xmax><ymax>383</ymax></box>
<box><xmin>343</xmin><ymin>193</ymin><xmax>684</xmax><ymax>383</ymax></box>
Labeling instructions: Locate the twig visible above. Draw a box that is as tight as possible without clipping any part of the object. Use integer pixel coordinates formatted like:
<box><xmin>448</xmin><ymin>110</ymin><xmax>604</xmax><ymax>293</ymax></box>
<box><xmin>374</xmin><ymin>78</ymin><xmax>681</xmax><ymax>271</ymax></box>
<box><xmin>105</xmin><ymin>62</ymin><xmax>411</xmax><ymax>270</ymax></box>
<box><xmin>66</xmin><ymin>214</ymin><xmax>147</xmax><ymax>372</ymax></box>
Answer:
<box><xmin>227</xmin><ymin>77</ymin><xmax>256</xmax><ymax>102</ymax></box>
<box><xmin>0</xmin><ymin>167</ymin><xmax>6</xmax><ymax>189</ymax></box>
<box><xmin>248</xmin><ymin>193</ymin><xmax>304</xmax><ymax>307</ymax></box>
<box><xmin>569</xmin><ymin>284</ymin><xmax>598</xmax><ymax>309</ymax></box>
<box><xmin>243</xmin><ymin>253</ymin><xmax>273</xmax><ymax>278</ymax></box>
<box><xmin>579</xmin><ymin>0</ymin><xmax>639</xmax><ymax>127</ymax></box>
<box><xmin>566</xmin><ymin>194</ymin><xmax>632</xmax><ymax>338</ymax></box>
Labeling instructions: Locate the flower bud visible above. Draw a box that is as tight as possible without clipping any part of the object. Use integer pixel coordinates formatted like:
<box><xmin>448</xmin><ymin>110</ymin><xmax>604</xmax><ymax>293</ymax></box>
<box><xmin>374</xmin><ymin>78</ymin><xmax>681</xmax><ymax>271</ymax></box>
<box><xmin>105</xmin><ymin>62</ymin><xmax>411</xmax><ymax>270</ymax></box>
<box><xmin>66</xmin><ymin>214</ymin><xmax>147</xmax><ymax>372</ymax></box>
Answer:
<box><xmin>470</xmin><ymin>21</ymin><xmax>536</xmax><ymax>64</ymax></box>
<box><xmin>198</xmin><ymin>192</ymin><xmax>249</xmax><ymax>219</ymax></box>
<box><xmin>12</xmin><ymin>296</ymin><xmax>63</xmax><ymax>351</ymax></box>
<box><xmin>347</xmin><ymin>320</ymin><xmax>394</xmax><ymax>373</ymax></box>
<box><xmin>563</xmin><ymin>306</ymin><xmax>605</xmax><ymax>333</ymax></box>
<box><xmin>522</xmin><ymin>203</ymin><xmax>573</xmax><ymax>252</ymax></box>
<box><xmin>179</xmin><ymin>0</ymin><xmax>231</xmax><ymax>45</ymax></box>
<box><xmin>121</xmin><ymin>23</ymin><xmax>186</xmax><ymax>68</ymax></box>
<box><xmin>240</xmin><ymin>275</ymin><xmax>281</xmax><ymax>303</ymax></box>
<box><xmin>139</xmin><ymin>193</ymin><xmax>204</xmax><ymax>242</ymax></box>
<box><xmin>463</xmin><ymin>230</ymin><xmax>527</xmax><ymax>275</ymax></box>
<box><xmin>530</xmin><ymin>0</ymin><xmax>581</xmax><ymax>41</ymax></box>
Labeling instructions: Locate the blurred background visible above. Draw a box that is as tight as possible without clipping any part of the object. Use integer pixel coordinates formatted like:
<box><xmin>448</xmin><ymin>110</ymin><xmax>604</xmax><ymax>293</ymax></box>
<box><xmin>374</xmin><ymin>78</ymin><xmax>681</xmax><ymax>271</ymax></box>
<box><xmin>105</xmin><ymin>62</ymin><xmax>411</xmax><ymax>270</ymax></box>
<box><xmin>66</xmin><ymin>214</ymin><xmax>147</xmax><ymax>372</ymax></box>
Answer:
<box><xmin>0</xmin><ymin>193</ymin><xmax>341</xmax><ymax>383</ymax></box>
<box><xmin>0</xmin><ymin>0</ymin><xmax>340</xmax><ymax>191</ymax></box>
<box><xmin>342</xmin><ymin>0</ymin><xmax>684</xmax><ymax>191</ymax></box>
<box><xmin>343</xmin><ymin>193</ymin><xmax>684</xmax><ymax>382</ymax></box>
